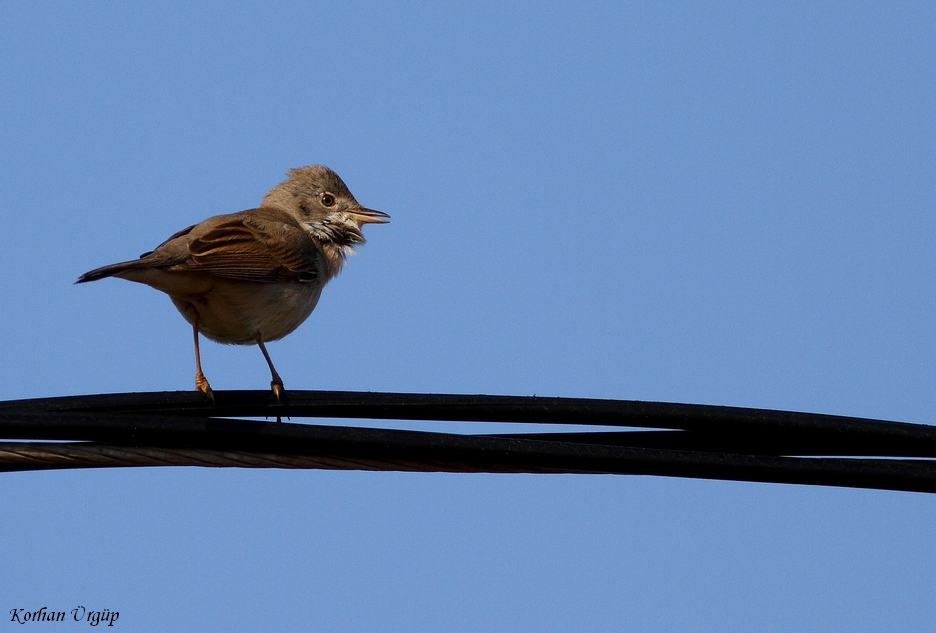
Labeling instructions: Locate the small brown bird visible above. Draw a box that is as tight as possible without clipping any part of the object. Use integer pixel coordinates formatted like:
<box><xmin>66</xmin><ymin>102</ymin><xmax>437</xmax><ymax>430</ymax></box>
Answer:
<box><xmin>77</xmin><ymin>165</ymin><xmax>388</xmax><ymax>401</ymax></box>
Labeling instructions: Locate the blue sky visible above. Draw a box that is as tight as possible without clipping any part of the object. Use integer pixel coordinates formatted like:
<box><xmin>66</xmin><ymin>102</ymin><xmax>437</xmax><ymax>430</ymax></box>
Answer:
<box><xmin>1</xmin><ymin>1</ymin><xmax>934</xmax><ymax>631</ymax></box>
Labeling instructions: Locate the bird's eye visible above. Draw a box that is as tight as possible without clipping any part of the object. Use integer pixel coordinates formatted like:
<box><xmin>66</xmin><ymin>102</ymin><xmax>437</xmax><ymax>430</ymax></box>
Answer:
<box><xmin>321</xmin><ymin>193</ymin><xmax>336</xmax><ymax>207</ymax></box>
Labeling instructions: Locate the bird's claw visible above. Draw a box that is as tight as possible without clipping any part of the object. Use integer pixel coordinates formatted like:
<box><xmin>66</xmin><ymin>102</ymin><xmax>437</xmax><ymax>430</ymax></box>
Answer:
<box><xmin>196</xmin><ymin>373</ymin><xmax>214</xmax><ymax>402</ymax></box>
<box><xmin>271</xmin><ymin>379</ymin><xmax>284</xmax><ymax>403</ymax></box>
<box><xmin>270</xmin><ymin>379</ymin><xmax>286</xmax><ymax>422</ymax></box>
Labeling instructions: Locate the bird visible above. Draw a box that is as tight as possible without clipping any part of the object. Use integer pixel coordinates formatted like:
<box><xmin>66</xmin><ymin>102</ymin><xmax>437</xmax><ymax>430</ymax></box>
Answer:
<box><xmin>77</xmin><ymin>165</ymin><xmax>388</xmax><ymax>403</ymax></box>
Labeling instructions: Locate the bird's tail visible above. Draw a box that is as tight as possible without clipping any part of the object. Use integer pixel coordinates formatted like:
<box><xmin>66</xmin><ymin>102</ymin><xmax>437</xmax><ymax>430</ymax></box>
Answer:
<box><xmin>76</xmin><ymin>260</ymin><xmax>150</xmax><ymax>284</ymax></box>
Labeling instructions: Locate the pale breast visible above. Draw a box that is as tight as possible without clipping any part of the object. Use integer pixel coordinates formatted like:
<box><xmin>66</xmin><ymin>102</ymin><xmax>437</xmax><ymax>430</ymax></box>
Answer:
<box><xmin>169</xmin><ymin>279</ymin><xmax>324</xmax><ymax>344</ymax></box>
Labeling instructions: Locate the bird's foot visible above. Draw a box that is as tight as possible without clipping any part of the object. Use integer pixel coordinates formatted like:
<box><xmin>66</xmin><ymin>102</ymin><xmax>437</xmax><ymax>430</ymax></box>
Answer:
<box><xmin>271</xmin><ymin>378</ymin><xmax>284</xmax><ymax>403</ymax></box>
<box><xmin>196</xmin><ymin>372</ymin><xmax>214</xmax><ymax>402</ymax></box>
<box><xmin>271</xmin><ymin>378</ymin><xmax>285</xmax><ymax>422</ymax></box>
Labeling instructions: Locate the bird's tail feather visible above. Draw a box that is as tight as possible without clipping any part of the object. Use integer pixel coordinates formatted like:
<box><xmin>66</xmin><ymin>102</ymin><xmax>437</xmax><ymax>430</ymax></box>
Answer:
<box><xmin>76</xmin><ymin>260</ymin><xmax>149</xmax><ymax>284</ymax></box>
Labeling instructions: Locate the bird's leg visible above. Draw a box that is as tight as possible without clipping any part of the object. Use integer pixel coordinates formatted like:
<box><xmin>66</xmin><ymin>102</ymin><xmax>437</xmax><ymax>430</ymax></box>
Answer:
<box><xmin>255</xmin><ymin>336</ymin><xmax>284</xmax><ymax>404</ymax></box>
<box><xmin>193</xmin><ymin>318</ymin><xmax>214</xmax><ymax>401</ymax></box>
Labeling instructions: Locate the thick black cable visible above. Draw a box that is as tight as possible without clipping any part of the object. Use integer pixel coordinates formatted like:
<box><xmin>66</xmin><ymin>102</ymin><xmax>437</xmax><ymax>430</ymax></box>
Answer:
<box><xmin>2</xmin><ymin>390</ymin><xmax>935</xmax><ymax>457</ymax></box>
<box><xmin>0</xmin><ymin>391</ymin><xmax>933</xmax><ymax>492</ymax></box>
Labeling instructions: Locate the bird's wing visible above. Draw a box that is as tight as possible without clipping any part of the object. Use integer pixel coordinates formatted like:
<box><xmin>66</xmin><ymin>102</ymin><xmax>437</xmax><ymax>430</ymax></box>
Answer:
<box><xmin>164</xmin><ymin>209</ymin><xmax>321</xmax><ymax>283</ymax></box>
<box><xmin>140</xmin><ymin>223</ymin><xmax>198</xmax><ymax>258</ymax></box>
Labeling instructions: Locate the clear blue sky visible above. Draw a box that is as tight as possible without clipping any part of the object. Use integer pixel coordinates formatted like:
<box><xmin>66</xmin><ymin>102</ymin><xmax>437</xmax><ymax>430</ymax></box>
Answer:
<box><xmin>2</xmin><ymin>2</ymin><xmax>934</xmax><ymax>631</ymax></box>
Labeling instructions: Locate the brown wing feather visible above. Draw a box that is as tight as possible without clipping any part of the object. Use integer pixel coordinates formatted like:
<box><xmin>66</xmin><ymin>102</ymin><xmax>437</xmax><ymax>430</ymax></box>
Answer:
<box><xmin>79</xmin><ymin>208</ymin><xmax>320</xmax><ymax>285</ymax></box>
<box><xmin>140</xmin><ymin>223</ymin><xmax>198</xmax><ymax>258</ymax></box>
<box><xmin>171</xmin><ymin>210</ymin><xmax>321</xmax><ymax>283</ymax></box>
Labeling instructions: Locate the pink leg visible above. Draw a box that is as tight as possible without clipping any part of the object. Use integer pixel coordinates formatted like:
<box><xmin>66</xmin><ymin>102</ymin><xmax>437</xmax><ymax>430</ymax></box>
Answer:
<box><xmin>255</xmin><ymin>336</ymin><xmax>284</xmax><ymax>403</ymax></box>
<box><xmin>193</xmin><ymin>318</ymin><xmax>213</xmax><ymax>401</ymax></box>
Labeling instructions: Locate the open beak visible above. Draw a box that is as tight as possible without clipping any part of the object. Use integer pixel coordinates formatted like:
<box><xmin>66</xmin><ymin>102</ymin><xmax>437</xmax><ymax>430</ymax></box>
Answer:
<box><xmin>350</xmin><ymin>206</ymin><xmax>390</xmax><ymax>225</ymax></box>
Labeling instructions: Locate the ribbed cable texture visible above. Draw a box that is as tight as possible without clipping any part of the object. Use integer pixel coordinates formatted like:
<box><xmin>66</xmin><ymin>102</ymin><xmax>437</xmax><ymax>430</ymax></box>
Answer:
<box><xmin>0</xmin><ymin>442</ymin><xmax>522</xmax><ymax>473</ymax></box>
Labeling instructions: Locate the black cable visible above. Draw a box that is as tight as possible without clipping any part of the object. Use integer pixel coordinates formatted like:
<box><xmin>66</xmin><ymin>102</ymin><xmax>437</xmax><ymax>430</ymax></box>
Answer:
<box><xmin>0</xmin><ymin>391</ymin><xmax>933</xmax><ymax>493</ymax></box>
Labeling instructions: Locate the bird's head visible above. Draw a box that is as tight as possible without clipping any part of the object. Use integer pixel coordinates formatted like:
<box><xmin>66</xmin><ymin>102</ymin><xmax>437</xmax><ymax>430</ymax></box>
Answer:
<box><xmin>261</xmin><ymin>164</ymin><xmax>389</xmax><ymax>255</ymax></box>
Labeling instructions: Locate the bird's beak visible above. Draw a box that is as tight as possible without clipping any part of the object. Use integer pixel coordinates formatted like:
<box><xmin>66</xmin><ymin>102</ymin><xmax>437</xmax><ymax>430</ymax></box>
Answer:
<box><xmin>350</xmin><ymin>206</ymin><xmax>390</xmax><ymax>224</ymax></box>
